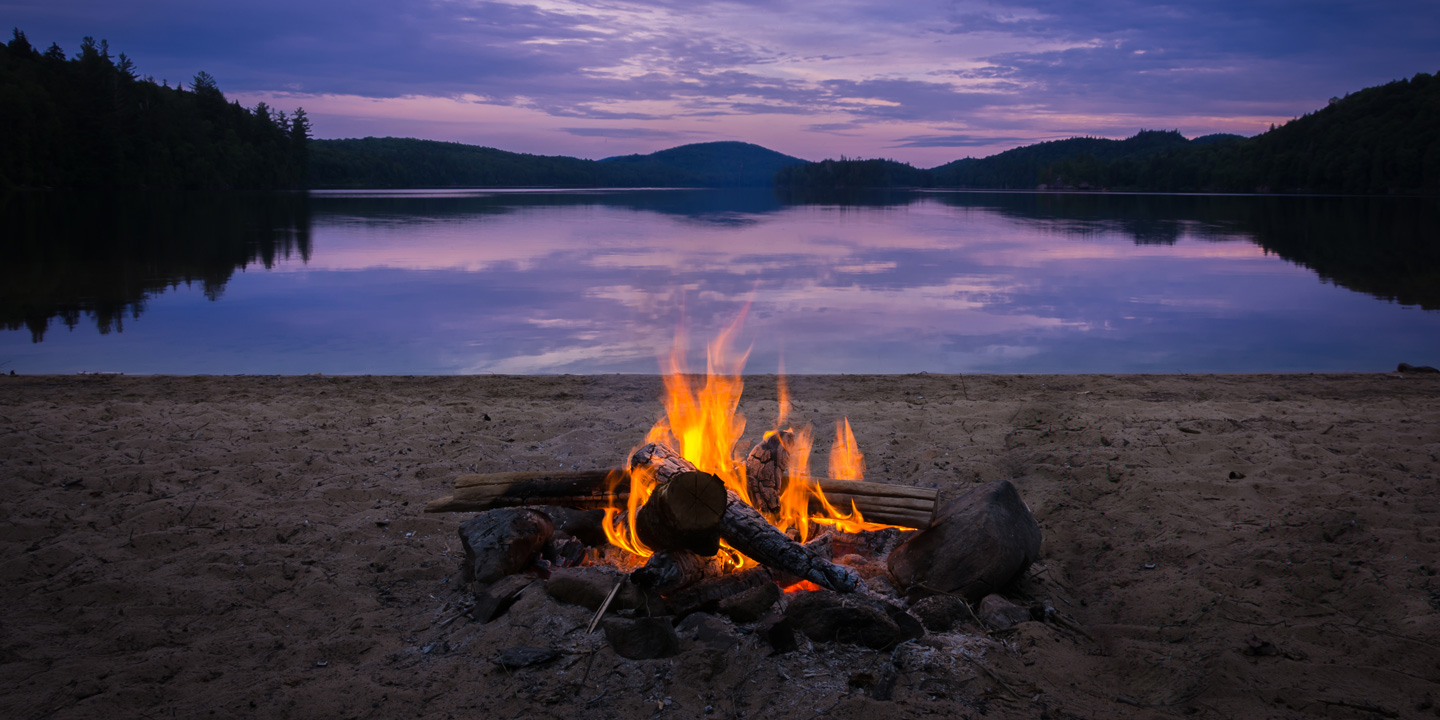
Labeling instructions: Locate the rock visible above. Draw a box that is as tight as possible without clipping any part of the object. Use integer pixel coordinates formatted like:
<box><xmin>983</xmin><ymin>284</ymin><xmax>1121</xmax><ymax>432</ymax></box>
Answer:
<box><xmin>603</xmin><ymin>617</ymin><xmax>681</xmax><ymax>660</ymax></box>
<box><xmin>472</xmin><ymin>575</ymin><xmax>535</xmax><ymax>623</ymax></box>
<box><xmin>676</xmin><ymin>612</ymin><xmax>738</xmax><ymax>650</ymax></box>
<box><xmin>784</xmin><ymin>591</ymin><xmax>922</xmax><ymax>649</ymax></box>
<box><xmin>494</xmin><ymin>645</ymin><xmax>560</xmax><ymax>669</ymax></box>
<box><xmin>545</xmin><ymin>566</ymin><xmax>645</xmax><ymax>611</ymax></box>
<box><xmin>458</xmin><ymin>509</ymin><xmax>553</xmax><ymax>585</ymax></box>
<box><xmin>754</xmin><ymin>612</ymin><xmax>797</xmax><ymax>655</ymax></box>
<box><xmin>977</xmin><ymin>594</ymin><xmax>1031</xmax><ymax>630</ymax></box>
<box><xmin>1397</xmin><ymin>362</ymin><xmax>1440</xmax><ymax>374</ymax></box>
<box><xmin>717</xmin><ymin>581</ymin><xmax>781</xmax><ymax>623</ymax></box>
<box><xmin>887</xmin><ymin>479</ymin><xmax>1042</xmax><ymax>601</ymax></box>
<box><xmin>909</xmin><ymin>594</ymin><xmax>972</xmax><ymax>632</ymax></box>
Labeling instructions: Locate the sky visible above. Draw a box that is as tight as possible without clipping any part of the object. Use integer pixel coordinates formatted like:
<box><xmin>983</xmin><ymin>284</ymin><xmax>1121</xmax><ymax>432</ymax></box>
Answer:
<box><xmin>7</xmin><ymin>1</ymin><xmax>1439</xmax><ymax>165</ymax></box>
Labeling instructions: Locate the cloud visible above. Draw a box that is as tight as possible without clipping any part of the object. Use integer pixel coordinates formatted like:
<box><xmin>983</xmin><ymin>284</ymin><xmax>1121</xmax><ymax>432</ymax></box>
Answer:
<box><xmin>889</xmin><ymin>134</ymin><xmax>1033</xmax><ymax>148</ymax></box>
<box><xmin>561</xmin><ymin>127</ymin><xmax>688</xmax><ymax>139</ymax></box>
<box><xmin>10</xmin><ymin>0</ymin><xmax>1438</xmax><ymax>164</ymax></box>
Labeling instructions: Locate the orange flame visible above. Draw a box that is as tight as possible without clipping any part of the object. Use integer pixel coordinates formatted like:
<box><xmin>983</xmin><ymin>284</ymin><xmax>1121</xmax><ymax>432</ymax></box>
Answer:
<box><xmin>603</xmin><ymin>311</ymin><xmax>912</xmax><ymax>567</ymax></box>
<box><xmin>828</xmin><ymin>417</ymin><xmax>865</xmax><ymax>481</ymax></box>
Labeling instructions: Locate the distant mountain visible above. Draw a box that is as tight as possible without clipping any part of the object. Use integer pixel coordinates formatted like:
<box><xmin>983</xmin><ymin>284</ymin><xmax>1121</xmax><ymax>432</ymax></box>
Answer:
<box><xmin>599</xmin><ymin>141</ymin><xmax>807</xmax><ymax>187</ymax></box>
<box><xmin>308</xmin><ymin>138</ymin><xmax>805</xmax><ymax>189</ymax></box>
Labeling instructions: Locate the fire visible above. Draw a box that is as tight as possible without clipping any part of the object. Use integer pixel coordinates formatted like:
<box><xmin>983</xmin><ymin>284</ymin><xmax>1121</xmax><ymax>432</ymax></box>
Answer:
<box><xmin>604</xmin><ymin>312</ymin><xmax>911</xmax><ymax>563</ymax></box>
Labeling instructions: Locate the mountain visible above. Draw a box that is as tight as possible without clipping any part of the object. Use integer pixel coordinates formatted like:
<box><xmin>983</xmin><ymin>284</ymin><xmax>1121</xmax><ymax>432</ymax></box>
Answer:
<box><xmin>308</xmin><ymin>138</ymin><xmax>806</xmax><ymax>189</ymax></box>
<box><xmin>599</xmin><ymin>141</ymin><xmax>806</xmax><ymax>187</ymax></box>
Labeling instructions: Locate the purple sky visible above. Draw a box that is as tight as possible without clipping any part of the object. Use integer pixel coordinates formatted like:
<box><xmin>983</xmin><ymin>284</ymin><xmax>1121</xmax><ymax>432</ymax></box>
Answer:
<box><xmin>9</xmin><ymin>1</ymin><xmax>1439</xmax><ymax>165</ymax></box>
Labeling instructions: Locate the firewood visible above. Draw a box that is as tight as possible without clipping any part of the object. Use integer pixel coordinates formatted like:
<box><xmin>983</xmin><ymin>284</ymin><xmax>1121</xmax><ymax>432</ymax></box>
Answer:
<box><xmin>742</xmin><ymin>431</ymin><xmax>789</xmax><ymax>516</ymax></box>
<box><xmin>630</xmin><ymin>549</ymin><xmax>729</xmax><ymax>593</ymax></box>
<box><xmin>425</xmin><ymin>470</ymin><xmax>618</xmax><ymax>513</ymax></box>
<box><xmin>634</xmin><ymin>470</ymin><xmax>726</xmax><ymax>555</ymax></box>
<box><xmin>667</xmin><ymin>566</ymin><xmax>773</xmax><ymax>616</ymax></box>
<box><xmin>425</xmin><ymin>468</ymin><xmax>939</xmax><ymax>529</ymax></box>
<box><xmin>631</xmin><ymin>443</ymin><xmax>862</xmax><ymax>593</ymax></box>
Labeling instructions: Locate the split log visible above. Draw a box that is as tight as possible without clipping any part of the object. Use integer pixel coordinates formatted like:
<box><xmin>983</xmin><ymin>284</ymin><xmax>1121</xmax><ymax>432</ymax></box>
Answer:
<box><xmin>634</xmin><ymin>471</ymin><xmax>726</xmax><ymax>555</ymax></box>
<box><xmin>742</xmin><ymin>431</ymin><xmax>790</xmax><ymax>516</ymax></box>
<box><xmin>426</xmin><ymin>467</ymin><xmax>939</xmax><ymax>530</ymax></box>
<box><xmin>632</xmin><ymin>443</ymin><xmax>862</xmax><ymax>593</ymax></box>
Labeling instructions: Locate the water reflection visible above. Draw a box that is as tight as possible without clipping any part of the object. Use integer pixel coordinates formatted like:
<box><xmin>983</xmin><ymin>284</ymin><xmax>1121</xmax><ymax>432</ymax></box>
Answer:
<box><xmin>1</xmin><ymin>192</ymin><xmax>311</xmax><ymax>342</ymax></box>
<box><xmin>1</xmin><ymin>189</ymin><xmax>1436</xmax><ymax>373</ymax></box>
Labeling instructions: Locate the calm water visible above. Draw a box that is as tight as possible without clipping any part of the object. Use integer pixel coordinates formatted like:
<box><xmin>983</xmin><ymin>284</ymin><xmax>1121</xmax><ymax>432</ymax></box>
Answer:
<box><xmin>3</xmin><ymin>189</ymin><xmax>1438</xmax><ymax>374</ymax></box>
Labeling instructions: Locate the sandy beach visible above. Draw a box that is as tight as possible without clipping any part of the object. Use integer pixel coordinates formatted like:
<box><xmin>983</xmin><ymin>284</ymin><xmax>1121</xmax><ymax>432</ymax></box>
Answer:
<box><xmin>1</xmin><ymin>372</ymin><xmax>1437</xmax><ymax>719</ymax></box>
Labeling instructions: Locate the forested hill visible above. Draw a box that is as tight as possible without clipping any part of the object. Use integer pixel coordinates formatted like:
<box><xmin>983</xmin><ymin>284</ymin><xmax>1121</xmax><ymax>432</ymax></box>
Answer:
<box><xmin>308</xmin><ymin>138</ymin><xmax>805</xmax><ymax>188</ymax></box>
<box><xmin>783</xmin><ymin>71</ymin><xmax>1440</xmax><ymax>194</ymax></box>
<box><xmin>0</xmin><ymin>30</ymin><xmax>308</xmax><ymax>190</ymax></box>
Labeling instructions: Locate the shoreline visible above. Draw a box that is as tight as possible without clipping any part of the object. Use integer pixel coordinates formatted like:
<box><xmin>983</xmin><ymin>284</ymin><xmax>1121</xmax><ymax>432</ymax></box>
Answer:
<box><xmin>2</xmin><ymin>373</ymin><xmax>1437</xmax><ymax>718</ymax></box>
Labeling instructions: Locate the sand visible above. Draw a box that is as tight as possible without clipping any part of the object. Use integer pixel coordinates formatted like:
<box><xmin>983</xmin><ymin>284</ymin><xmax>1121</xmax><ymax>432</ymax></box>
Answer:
<box><xmin>1</xmin><ymin>373</ymin><xmax>1437</xmax><ymax>719</ymax></box>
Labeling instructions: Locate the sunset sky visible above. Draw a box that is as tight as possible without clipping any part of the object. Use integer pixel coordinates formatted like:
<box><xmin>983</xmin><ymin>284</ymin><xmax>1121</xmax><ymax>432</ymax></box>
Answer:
<box><xmin>9</xmin><ymin>1</ymin><xmax>1439</xmax><ymax>165</ymax></box>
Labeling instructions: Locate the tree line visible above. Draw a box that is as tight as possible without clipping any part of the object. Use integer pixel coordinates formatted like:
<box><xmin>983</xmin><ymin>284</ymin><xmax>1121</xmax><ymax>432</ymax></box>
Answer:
<box><xmin>0</xmin><ymin>29</ymin><xmax>308</xmax><ymax>190</ymax></box>
<box><xmin>780</xmin><ymin>72</ymin><xmax>1440</xmax><ymax>195</ymax></box>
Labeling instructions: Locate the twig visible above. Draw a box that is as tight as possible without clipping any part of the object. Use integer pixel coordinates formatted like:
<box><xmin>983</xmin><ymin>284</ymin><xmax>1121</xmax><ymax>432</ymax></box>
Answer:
<box><xmin>587</xmin><ymin>578</ymin><xmax>624</xmax><ymax>634</ymax></box>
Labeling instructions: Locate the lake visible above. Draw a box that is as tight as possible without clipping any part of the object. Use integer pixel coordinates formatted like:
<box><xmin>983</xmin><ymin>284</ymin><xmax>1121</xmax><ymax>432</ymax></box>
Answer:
<box><xmin>2</xmin><ymin>188</ymin><xmax>1438</xmax><ymax>374</ymax></box>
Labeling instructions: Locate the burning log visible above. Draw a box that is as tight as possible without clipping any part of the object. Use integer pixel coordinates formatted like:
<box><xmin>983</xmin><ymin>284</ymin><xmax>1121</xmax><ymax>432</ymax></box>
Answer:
<box><xmin>742</xmin><ymin>431</ymin><xmax>789</xmax><ymax>516</ymax></box>
<box><xmin>632</xmin><ymin>442</ymin><xmax>862</xmax><ymax>593</ymax></box>
<box><xmin>425</xmin><ymin>469</ymin><xmax>938</xmax><ymax>529</ymax></box>
<box><xmin>633</xmin><ymin>470</ymin><xmax>727</xmax><ymax>555</ymax></box>
<box><xmin>630</xmin><ymin>549</ymin><xmax>729</xmax><ymax>593</ymax></box>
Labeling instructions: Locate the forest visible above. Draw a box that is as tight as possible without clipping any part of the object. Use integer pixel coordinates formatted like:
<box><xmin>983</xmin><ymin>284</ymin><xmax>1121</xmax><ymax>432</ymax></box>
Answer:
<box><xmin>0</xmin><ymin>29</ymin><xmax>307</xmax><ymax>190</ymax></box>
<box><xmin>780</xmin><ymin>72</ymin><xmax>1440</xmax><ymax>194</ymax></box>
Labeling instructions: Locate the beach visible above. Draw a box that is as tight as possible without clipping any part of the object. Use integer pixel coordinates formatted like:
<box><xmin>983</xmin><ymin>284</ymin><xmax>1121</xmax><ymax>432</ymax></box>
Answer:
<box><xmin>1</xmin><ymin>372</ymin><xmax>1437</xmax><ymax>719</ymax></box>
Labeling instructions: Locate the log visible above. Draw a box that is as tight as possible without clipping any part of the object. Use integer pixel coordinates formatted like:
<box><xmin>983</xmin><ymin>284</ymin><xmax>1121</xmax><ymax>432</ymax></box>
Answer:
<box><xmin>634</xmin><ymin>471</ymin><xmax>726</xmax><ymax>555</ymax></box>
<box><xmin>742</xmin><ymin>431</ymin><xmax>790</xmax><ymax>516</ymax></box>
<box><xmin>630</xmin><ymin>549</ymin><xmax>729</xmax><ymax>593</ymax></box>
<box><xmin>631</xmin><ymin>443</ymin><xmax>862</xmax><ymax>593</ymax></box>
<box><xmin>668</xmin><ymin>566</ymin><xmax>773</xmax><ymax>616</ymax></box>
<box><xmin>425</xmin><ymin>469</ymin><xmax>939</xmax><ymax>529</ymax></box>
<box><xmin>425</xmin><ymin>470</ymin><xmax>618</xmax><ymax>513</ymax></box>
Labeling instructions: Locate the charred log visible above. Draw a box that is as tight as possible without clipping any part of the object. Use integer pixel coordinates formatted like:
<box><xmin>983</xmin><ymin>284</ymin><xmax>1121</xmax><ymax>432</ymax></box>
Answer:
<box><xmin>631</xmin><ymin>442</ymin><xmax>862</xmax><ymax>593</ymax></box>
<box><xmin>634</xmin><ymin>470</ymin><xmax>726</xmax><ymax>555</ymax></box>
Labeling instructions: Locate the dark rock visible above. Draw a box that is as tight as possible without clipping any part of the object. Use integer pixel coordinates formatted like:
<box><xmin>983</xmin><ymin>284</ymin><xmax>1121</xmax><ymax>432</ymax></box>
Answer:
<box><xmin>909</xmin><ymin>594</ymin><xmax>972</xmax><ymax>632</ymax></box>
<box><xmin>717</xmin><ymin>581</ymin><xmax>781</xmax><ymax>623</ymax></box>
<box><xmin>784</xmin><ymin>591</ymin><xmax>920</xmax><ymax>649</ymax></box>
<box><xmin>603</xmin><ymin>617</ymin><xmax>681</xmax><ymax>660</ymax></box>
<box><xmin>494</xmin><ymin>645</ymin><xmax>560</xmax><ymax>669</ymax></box>
<box><xmin>887</xmin><ymin>479</ymin><xmax>1042</xmax><ymax>601</ymax></box>
<box><xmin>754</xmin><ymin>612</ymin><xmax>797</xmax><ymax>654</ymax></box>
<box><xmin>977</xmin><ymin>594</ymin><xmax>1031</xmax><ymax>631</ymax></box>
<box><xmin>676</xmin><ymin>612</ymin><xmax>738</xmax><ymax>650</ymax></box>
<box><xmin>472</xmin><ymin>575</ymin><xmax>536</xmax><ymax>623</ymax></box>
<box><xmin>1397</xmin><ymin>363</ymin><xmax>1440</xmax><ymax>374</ymax></box>
<box><xmin>458</xmin><ymin>509</ymin><xmax>553</xmax><ymax>585</ymax></box>
<box><xmin>545</xmin><ymin>567</ymin><xmax>645</xmax><ymax>611</ymax></box>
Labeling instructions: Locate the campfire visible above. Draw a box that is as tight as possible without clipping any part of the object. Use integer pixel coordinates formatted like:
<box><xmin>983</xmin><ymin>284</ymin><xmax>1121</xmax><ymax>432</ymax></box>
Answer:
<box><xmin>426</xmin><ymin>315</ymin><xmax>1044</xmax><ymax>658</ymax></box>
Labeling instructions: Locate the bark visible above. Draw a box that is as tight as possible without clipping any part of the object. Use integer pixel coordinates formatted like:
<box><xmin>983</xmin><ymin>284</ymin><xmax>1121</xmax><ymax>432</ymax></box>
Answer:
<box><xmin>631</xmin><ymin>442</ymin><xmax>862</xmax><ymax>593</ymax></box>
<box><xmin>629</xmin><ymin>549</ymin><xmax>729</xmax><ymax>593</ymax></box>
<box><xmin>742</xmin><ymin>431</ymin><xmax>790</xmax><ymax>516</ymax></box>
<box><xmin>633</xmin><ymin>470</ymin><xmax>726</xmax><ymax>555</ymax></box>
